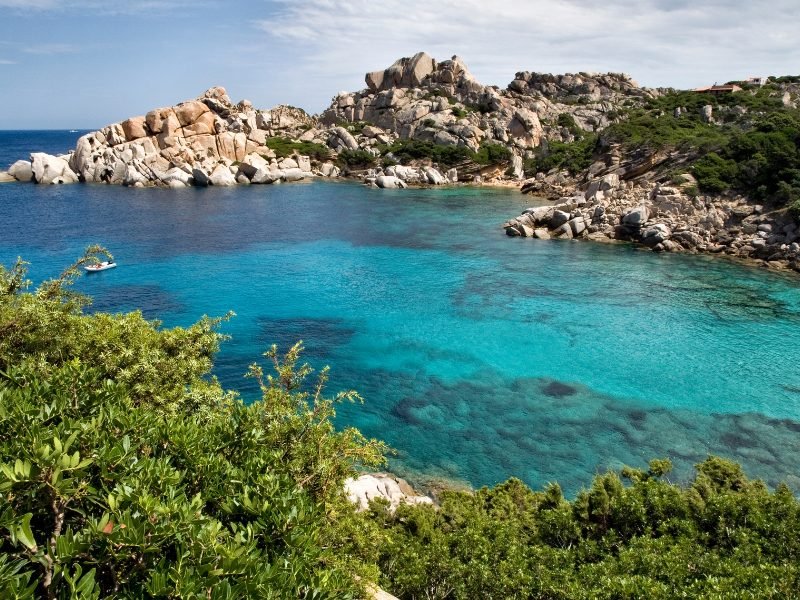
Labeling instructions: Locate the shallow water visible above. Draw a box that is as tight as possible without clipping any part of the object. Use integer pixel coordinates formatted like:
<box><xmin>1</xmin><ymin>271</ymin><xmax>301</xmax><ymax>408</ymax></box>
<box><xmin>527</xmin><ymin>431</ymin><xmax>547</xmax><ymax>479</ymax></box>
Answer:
<box><xmin>2</xmin><ymin>131</ymin><xmax>800</xmax><ymax>494</ymax></box>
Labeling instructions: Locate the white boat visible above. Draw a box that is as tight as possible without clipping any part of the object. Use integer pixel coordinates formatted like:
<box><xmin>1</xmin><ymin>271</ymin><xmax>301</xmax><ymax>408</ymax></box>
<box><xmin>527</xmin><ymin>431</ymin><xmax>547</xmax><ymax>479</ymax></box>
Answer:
<box><xmin>84</xmin><ymin>261</ymin><xmax>117</xmax><ymax>273</ymax></box>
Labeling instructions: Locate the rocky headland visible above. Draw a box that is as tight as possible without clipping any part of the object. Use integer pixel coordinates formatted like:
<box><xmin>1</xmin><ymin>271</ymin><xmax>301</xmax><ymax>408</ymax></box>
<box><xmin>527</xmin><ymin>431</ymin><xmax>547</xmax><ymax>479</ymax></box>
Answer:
<box><xmin>3</xmin><ymin>52</ymin><xmax>799</xmax><ymax>271</ymax></box>
<box><xmin>504</xmin><ymin>173</ymin><xmax>800</xmax><ymax>272</ymax></box>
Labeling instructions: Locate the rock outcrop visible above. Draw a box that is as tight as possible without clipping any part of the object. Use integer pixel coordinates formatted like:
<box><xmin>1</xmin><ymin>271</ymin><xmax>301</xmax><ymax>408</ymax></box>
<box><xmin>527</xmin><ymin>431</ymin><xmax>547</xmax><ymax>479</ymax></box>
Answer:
<box><xmin>345</xmin><ymin>473</ymin><xmax>433</xmax><ymax>512</ymax></box>
<box><xmin>505</xmin><ymin>174</ymin><xmax>800</xmax><ymax>271</ymax></box>
<box><xmin>322</xmin><ymin>52</ymin><xmax>658</xmax><ymax>155</ymax></box>
<box><xmin>9</xmin><ymin>87</ymin><xmax>336</xmax><ymax>188</ymax></box>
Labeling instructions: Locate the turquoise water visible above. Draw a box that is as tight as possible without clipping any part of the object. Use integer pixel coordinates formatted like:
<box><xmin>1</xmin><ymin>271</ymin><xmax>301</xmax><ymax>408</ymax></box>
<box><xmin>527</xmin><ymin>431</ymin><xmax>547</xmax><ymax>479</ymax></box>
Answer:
<box><xmin>3</xmin><ymin>136</ymin><xmax>800</xmax><ymax>493</ymax></box>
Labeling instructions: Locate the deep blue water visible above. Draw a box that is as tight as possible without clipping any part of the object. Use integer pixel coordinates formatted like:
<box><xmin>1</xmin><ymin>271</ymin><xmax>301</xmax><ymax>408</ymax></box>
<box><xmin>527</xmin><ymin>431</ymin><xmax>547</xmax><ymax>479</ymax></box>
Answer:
<box><xmin>3</xmin><ymin>130</ymin><xmax>800</xmax><ymax>494</ymax></box>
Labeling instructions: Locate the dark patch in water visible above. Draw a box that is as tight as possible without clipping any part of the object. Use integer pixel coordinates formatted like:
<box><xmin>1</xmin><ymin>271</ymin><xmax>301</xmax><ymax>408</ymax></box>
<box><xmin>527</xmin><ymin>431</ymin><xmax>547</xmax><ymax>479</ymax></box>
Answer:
<box><xmin>257</xmin><ymin>316</ymin><xmax>355</xmax><ymax>361</ymax></box>
<box><xmin>85</xmin><ymin>284</ymin><xmax>185</xmax><ymax>319</ymax></box>
<box><xmin>721</xmin><ymin>431</ymin><xmax>758</xmax><ymax>450</ymax></box>
<box><xmin>782</xmin><ymin>384</ymin><xmax>800</xmax><ymax>395</ymax></box>
<box><xmin>627</xmin><ymin>409</ymin><xmax>648</xmax><ymax>427</ymax></box>
<box><xmin>542</xmin><ymin>381</ymin><xmax>578</xmax><ymax>398</ymax></box>
<box><xmin>390</xmin><ymin>397</ymin><xmax>427</xmax><ymax>427</ymax></box>
<box><xmin>767</xmin><ymin>416</ymin><xmax>800</xmax><ymax>433</ymax></box>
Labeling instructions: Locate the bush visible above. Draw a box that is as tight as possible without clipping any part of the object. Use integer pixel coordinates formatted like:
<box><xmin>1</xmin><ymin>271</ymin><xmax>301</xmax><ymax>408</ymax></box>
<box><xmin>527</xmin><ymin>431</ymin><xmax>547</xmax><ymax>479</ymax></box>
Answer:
<box><xmin>473</xmin><ymin>142</ymin><xmax>512</xmax><ymax>165</ymax></box>
<box><xmin>525</xmin><ymin>134</ymin><xmax>599</xmax><ymax>176</ymax></box>
<box><xmin>372</xmin><ymin>458</ymin><xmax>800</xmax><ymax>599</ymax></box>
<box><xmin>336</xmin><ymin>149</ymin><xmax>377</xmax><ymax>169</ymax></box>
<box><xmin>264</xmin><ymin>137</ymin><xmax>332</xmax><ymax>162</ymax></box>
<box><xmin>0</xmin><ymin>253</ymin><xmax>386</xmax><ymax>598</ymax></box>
<box><xmin>381</xmin><ymin>140</ymin><xmax>473</xmax><ymax>167</ymax></box>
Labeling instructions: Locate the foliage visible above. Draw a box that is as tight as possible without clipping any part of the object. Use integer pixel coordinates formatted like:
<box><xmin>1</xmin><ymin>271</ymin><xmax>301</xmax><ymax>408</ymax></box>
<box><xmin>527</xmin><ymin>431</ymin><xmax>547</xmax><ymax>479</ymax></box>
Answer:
<box><xmin>472</xmin><ymin>142</ymin><xmax>512</xmax><ymax>166</ymax></box>
<box><xmin>264</xmin><ymin>137</ymin><xmax>332</xmax><ymax>162</ymax></box>
<box><xmin>0</xmin><ymin>248</ymin><xmax>229</xmax><ymax>415</ymax></box>
<box><xmin>450</xmin><ymin>107</ymin><xmax>468</xmax><ymax>119</ymax></box>
<box><xmin>0</xmin><ymin>253</ymin><xmax>386</xmax><ymax>598</ymax></box>
<box><xmin>601</xmin><ymin>87</ymin><xmax>800</xmax><ymax>208</ymax></box>
<box><xmin>381</xmin><ymin>140</ymin><xmax>512</xmax><ymax>168</ymax></box>
<box><xmin>381</xmin><ymin>140</ymin><xmax>473</xmax><ymax>167</ymax></box>
<box><xmin>336</xmin><ymin>149</ymin><xmax>378</xmax><ymax>170</ymax></box>
<box><xmin>372</xmin><ymin>458</ymin><xmax>800</xmax><ymax>599</ymax></box>
<box><xmin>5</xmin><ymin>253</ymin><xmax>800</xmax><ymax>598</ymax></box>
<box><xmin>525</xmin><ymin>134</ymin><xmax>599</xmax><ymax>176</ymax></box>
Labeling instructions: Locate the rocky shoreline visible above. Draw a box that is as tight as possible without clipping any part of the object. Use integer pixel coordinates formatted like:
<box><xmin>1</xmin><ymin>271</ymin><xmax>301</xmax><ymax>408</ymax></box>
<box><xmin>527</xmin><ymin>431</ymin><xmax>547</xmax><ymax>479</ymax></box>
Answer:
<box><xmin>2</xmin><ymin>51</ymin><xmax>798</xmax><ymax>273</ymax></box>
<box><xmin>504</xmin><ymin>172</ymin><xmax>800</xmax><ymax>273</ymax></box>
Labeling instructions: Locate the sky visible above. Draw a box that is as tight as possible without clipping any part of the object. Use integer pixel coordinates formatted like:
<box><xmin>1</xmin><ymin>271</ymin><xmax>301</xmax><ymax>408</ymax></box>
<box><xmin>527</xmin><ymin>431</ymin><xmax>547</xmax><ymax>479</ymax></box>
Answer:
<box><xmin>0</xmin><ymin>0</ymin><xmax>797</xmax><ymax>129</ymax></box>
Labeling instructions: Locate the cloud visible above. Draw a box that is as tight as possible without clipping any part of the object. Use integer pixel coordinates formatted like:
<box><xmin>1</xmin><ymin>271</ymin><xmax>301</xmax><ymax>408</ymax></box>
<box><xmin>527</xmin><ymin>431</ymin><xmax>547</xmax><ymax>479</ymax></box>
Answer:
<box><xmin>0</xmin><ymin>0</ymin><xmax>212</xmax><ymax>13</ymax></box>
<box><xmin>22</xmin><ymin>43</ymin><xmax>76</xmax><ymax>54</ymax></box>
<box><xmin>0</xmin><ymin>59</ymin><xmax>16</xmax><ymax>64</ymax></box>
<box><xmin>257</xmin><ymin>0</ymin><xmax>800</xmax><ymax>90</ymax></box>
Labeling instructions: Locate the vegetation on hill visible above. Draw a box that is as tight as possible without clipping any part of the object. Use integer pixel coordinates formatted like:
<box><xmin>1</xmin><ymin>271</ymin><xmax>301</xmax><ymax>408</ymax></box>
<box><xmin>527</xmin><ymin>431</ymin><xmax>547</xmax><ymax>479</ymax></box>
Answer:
<box><xmin>600</xmin><ymin>85</ymin><xmax>800</xmax><ymax>212</ymax></box>
<box><xmin>2</xmin><ymin>251</ymin><xmax>800</xmax><ymax>599</ymax></box>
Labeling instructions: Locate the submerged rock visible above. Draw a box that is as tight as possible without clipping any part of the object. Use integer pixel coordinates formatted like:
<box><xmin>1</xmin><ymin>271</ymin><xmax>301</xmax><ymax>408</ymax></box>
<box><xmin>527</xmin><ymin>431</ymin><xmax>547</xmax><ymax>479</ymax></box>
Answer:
<box><xmin>542</xmin><ymin>381</ymin><xmax>578</xmax><ymax>398</ymax></box>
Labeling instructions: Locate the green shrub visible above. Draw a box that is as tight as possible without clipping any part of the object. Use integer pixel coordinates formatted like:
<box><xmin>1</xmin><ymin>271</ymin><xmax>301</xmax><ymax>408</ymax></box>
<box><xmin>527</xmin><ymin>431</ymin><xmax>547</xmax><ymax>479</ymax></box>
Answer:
<box><xmin>450</xmin><ymin>107</ymin><xmax>467</xmax><ymax>119</ymax></box>
<box><xmin>381</xmin><ymin>140</ymin><xmax>473</xmax><ymax>167</ymax></box>
<box><xmin>264</xmin><ymin>137</ymin><xmax>332</xmax><ymax>161</ymax></box>
<box><xmin>336</xmin><ymin>149</ymin><xmax>377</xmax><ymax>169</ymax></box>
<box><xmin>693</xmin><ymin>152</ymin><xmax>739</xmax><ymax>193</ymax></box>
<box><xmin>0</xmin><ymin>253</ymin><xmax>386</xmax><ymax>598</ymax></box>
<box><xmin>473</xmin><ymin>142</ymin><xmax>512</xmax><ymax>165</ymax></box>
<box><xmin>525</xmin><ymin>134</ymin><xmax>599</xmax><ymax>176</ymax></box>
<box><xmin>373</xmin><ymin>457</ymin><xmax>800</xmax><ymax>599</ymax></box>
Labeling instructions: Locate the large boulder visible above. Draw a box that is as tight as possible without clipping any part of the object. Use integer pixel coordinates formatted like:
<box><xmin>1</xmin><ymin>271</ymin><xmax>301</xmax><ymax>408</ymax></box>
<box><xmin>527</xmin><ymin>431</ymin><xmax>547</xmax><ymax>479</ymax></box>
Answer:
<box><xmin>550</xmin><ymin>209</ymin><xmax>571</xmax><ymax>229</ymax></box>
<box><xmin>209</xmin><ymin>163</ymin><xmax>237</xmax><ymax>186</ymax></box>
<box><xmin>622</xmin><ymin>205</ymin><xmax>650</xmax><ymax>228</ymax></box>
<box><xmin>8</xmin><ymin>160</ymin><xmax>33</xmax><ymax>182</ymax></box>
<box><xmin>252</xmin><ymin>167</ymin><xmax>281</xmax><ymax>184</ymax></box>
<box><xmin>585</xmin><ymin>173</ymin><xmax>620</xmax><ymax>202</ymax></box>
<box><xmin>365</xmin><ymin>51</ymin><xmax>436</xmax><ymax>92</ymax></box>
<box><xmin>121</xmin><ymin>116</ymin><xmax>148</xmax><ymax>141</ymax></box>
<box><xmin>375</xmin><ymin>175</ymin><xmax>407</xmax><ymax>189</ymax></box>
<box><xmin>642</xmin><ymin>223</ymin><xmax>672</xmax><ymax>246</ymax></box>
<box><xmin>281</xmin><ymin>167</ymin><xmax>305</xmax><ymax>182</ymax></box>
<box><xmin>423</xmin><ymin>166</ymin><xmax>446</xmax><ymax>185</ymax></box>
<box><xmin>30</xmin><ymin>153</ymin><xmax>78</xmax><ymax>184</ymax></box>
<box><xmin>329</xmin><ymin>127</ymin><xmax>359</xmax><ymax>151</ymax></box>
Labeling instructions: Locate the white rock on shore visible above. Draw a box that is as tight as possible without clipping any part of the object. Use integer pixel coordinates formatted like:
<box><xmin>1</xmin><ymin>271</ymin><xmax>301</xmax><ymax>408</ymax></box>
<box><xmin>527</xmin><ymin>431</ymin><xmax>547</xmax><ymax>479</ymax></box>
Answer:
<box><xmin>345</xmin><ymin>473</ymin><xmax>433</xmax><ymax>512</ymax></box>
<box><xmin>30</xmin><ymin>153</ymin><xmax>79</xmax><ymax>184</ymax></box>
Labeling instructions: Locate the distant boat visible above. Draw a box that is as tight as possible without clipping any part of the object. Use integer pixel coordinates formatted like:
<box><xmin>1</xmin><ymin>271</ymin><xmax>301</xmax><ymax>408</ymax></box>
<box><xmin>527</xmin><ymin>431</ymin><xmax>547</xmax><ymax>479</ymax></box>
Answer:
<box><xmin>84</xmin><ymin>261</ymin><xmax>117</xmax><ymax>273</ymax></box>
<box><xmin>69</xmin><ymin>129</ymin><xmax>79</xmax><ymax>133</ymax></box>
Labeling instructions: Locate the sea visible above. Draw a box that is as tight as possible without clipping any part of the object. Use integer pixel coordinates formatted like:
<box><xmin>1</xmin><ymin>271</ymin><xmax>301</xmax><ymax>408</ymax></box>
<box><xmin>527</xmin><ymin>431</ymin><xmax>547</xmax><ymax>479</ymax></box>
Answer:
<box><xmin>3</xmin><ymin>130</ymin><xmax>800</xmax><ymax>494</ymax></box>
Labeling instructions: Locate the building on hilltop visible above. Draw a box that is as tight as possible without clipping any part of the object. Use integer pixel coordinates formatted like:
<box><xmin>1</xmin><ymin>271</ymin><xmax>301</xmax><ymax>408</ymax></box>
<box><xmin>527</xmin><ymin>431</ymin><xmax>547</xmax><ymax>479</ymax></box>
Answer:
<box><xmin>693</xmin><ymin>84</ymin><xmax>742</xmax><ymax>95</ymax></box>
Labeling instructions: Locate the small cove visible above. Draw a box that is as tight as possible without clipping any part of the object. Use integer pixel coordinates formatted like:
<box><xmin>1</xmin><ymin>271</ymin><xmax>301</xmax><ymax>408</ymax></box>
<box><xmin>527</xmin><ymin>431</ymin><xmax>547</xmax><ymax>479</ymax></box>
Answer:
<box><xmin>3</xmin><ymin>131</ymin><xmax>800</xmax><ymax>494</ymax></box>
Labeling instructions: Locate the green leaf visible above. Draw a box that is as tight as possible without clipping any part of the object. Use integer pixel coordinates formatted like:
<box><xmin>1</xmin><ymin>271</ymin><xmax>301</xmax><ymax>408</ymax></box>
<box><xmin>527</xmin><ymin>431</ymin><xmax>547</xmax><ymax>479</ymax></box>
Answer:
<box><xmin>15</xmin><ymin>514</ymin><xmax>37</xmax><ymax>551</ymax></box>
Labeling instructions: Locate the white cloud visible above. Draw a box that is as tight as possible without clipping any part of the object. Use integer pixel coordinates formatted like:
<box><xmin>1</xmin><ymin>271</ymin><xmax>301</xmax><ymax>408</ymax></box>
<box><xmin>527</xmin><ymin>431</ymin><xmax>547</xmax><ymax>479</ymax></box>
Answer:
<box><xmin>0</xmin><ymin>59</ymin><xmax>16</xmax><ymax>64</ymax></box>
<box><xmin>22</xmin><ymin>43</ymin><xmax>76</xmax><ymax>54</ymax></box>
<box><xmin>257</xmin><ymin>0</ymin><xmax>800</xmax><ymax>91</ymax></box>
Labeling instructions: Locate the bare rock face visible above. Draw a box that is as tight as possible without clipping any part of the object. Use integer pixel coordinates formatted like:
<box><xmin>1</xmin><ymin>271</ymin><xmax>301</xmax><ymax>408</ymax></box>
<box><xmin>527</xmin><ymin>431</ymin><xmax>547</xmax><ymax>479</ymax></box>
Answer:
<box><xmin>8</xmin><ymin>160</ymin><xmax>33</xmax><ymax>182</ymax></box>
<box><xmin>30</xmin><ymin>153</ymin><xmax>78</xmax><ymax>184</ymax></box>
<box><xmin>345</xmin><ymin>473</ymin><xmax>433</xmax><ymax>512</ymax></box>
<box><xmin>8</xmin><ymin>86</ymin><xmax>325</xmax><ymax>188</ymax></box>
<box><xmin>323</xmin><ymin>52</ymin><xmax>654</xmax><ymax>157</ymax></box>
